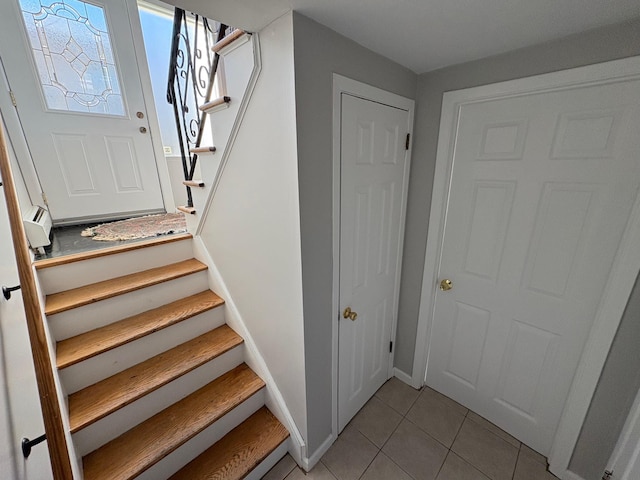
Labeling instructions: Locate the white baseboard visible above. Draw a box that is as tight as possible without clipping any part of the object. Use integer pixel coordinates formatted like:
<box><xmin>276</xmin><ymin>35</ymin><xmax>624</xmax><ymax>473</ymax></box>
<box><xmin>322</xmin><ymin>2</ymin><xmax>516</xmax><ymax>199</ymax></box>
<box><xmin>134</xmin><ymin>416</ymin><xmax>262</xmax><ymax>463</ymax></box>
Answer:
<box><xmin>394</xmin><ymin>367</ymin><xmax>421</xmax><ymax>389</ymax></box>
<box><xmin>301</xmin><ymin>433</ymin><xmax>335</xmax><ymax>472</ymax></box>
<box><xmin>192</xmin><ymin>236</ymin><xmax>306</xmax><ymax>466</ymax></box>
<box><xmin>245</xmin><ymin>440</ymin><xmax>288</xmax><ymax>480</ymax></box>
<box><xmin>561</xmin><ymin>470</ymin><xmax>586</xmax><ymax>480</ymax></box>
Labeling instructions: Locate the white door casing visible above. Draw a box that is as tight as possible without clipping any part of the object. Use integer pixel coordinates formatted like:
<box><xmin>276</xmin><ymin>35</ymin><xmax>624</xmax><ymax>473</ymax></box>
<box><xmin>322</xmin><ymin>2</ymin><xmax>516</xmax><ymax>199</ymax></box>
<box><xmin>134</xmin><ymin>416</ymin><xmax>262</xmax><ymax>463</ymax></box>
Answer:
<box><xmin>335</xmin><ymin>80</ymin><xmax>413</xmax><ymax>432</ymax></box>
<box><xmin>0</xmin><ymin>0</ymin><xmax>165</xmax><ymax>223</ymax></box>
<box><xmin>607</xmin><ymin>387</ymin><xmax>640</xmax><ymax>480</ymax></box>
<box><xmin>414</xmin><ymin>56</ymin><xmax>640</xmax><ymax>473</ymax></box>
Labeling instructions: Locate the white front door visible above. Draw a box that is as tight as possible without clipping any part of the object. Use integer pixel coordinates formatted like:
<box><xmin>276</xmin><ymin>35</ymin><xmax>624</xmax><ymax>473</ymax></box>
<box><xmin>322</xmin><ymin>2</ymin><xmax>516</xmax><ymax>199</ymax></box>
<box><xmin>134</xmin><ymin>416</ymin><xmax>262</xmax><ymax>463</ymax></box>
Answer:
<box><xmin>0</xmin><ymin>0</ymin><xmax>164</xmax><ymax>223</ymax></box>
<box><xmin>338</xmin><ymin>93</ymin><xmax>410</xmax><ymax>430</ymax></box>
<box><xmin>427</xmin><ymin>77</ymin><xmax>640</xmax><ymax>453</ymax></box>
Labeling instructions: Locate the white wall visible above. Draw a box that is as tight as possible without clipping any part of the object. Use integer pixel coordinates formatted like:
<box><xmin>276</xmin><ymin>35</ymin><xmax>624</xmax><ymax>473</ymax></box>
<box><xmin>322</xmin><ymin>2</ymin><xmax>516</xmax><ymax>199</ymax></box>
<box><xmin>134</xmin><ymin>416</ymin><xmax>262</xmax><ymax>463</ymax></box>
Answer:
<box><xmin>396</xmin><ymin>17</ymin><xmax>640</xmax><ymax>376</ymax></box>
<box><xmin>0</xmin><ymin>321</ymin><xmax>17</xmax><ymax>480</ymax></box>
<box><xmin>0</xmin><ymin>158</ymin><xmax>52</xmax><ymax>479</ymax></box>
<box><xmin>197</xmin><ymin>12</ymin><xmax>307</xmax><ymax>442</ymax></box>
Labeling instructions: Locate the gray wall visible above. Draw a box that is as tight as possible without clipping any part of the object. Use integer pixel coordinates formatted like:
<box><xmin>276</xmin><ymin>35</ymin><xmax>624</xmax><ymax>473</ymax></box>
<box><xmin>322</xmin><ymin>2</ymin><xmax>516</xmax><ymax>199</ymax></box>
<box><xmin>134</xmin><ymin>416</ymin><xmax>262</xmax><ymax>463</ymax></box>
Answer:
<box><xmin>395</xmin><ymin>17</ymin><xmax>640</xmax><ymax>375</ymax></box>
<box><xmin>292</xmin><ymin>12</ymin><xmax>417</xmax><ymax>455</ymax></box>
<box><xmin>570</xmin><ymin>274</ymin><xmax>640</xmax><ymax>479</ymax></box>
<box><xmin>394</xmin><ymin>17</ymin><xmax>640</xmax><ymax>480</ymax></box>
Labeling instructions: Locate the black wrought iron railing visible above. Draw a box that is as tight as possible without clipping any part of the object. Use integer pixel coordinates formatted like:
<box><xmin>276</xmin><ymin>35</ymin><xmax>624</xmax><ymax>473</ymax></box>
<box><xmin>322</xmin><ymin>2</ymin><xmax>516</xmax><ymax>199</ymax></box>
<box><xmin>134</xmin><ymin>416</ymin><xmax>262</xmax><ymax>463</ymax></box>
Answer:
<box><xmin>167</xmin><ymin>8</ymin><xmax>228</xmax><ymax>208</ymax></box>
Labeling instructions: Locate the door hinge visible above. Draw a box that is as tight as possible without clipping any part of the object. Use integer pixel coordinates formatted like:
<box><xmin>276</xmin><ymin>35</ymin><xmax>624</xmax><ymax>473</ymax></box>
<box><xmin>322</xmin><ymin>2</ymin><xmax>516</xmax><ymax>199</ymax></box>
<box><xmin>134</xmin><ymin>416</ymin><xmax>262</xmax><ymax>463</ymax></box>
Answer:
<box><xmin>9</xmin><ymin>90</ymin><xmax>17</xmax><ymax>107</ymax></box>
<box><xmin>389</xmin><ymin>341</ymin><xmax>393</xmax><ymax>353</ymax></box>
<box><xmin>41</xmin><ymin>192</ymin><xmax>48</xmax><ymax>206</ymax></box>
<box><xmin>602</xmin><ymin>470</ymin><xmax>612</xmax><ymax>480</ymax></box>
<box><xmin>405</xmin><ymin>133</ymin><xmax>411</xmax><ymax>150</ymax></box>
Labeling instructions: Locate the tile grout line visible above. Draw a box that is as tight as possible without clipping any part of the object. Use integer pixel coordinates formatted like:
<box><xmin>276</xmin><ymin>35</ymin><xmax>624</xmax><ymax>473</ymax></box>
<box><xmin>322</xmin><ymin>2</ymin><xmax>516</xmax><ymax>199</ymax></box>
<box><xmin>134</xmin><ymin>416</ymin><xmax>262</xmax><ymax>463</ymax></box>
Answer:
<box><xmin>433</xmin><ymin>449</ymin><xmax>453</xmax><ymax>480</ymax></box>
<box><xmin>511</xmin><ymin>445</ymin><xmax>523</xmax><ymax>480</ymax></box>
<box><xmin>315</xmin><ymin>379</ymin><xmax>541</xmax><ymax>480</ymax></box>
<box><xmin>371</xmin><ymin>384</ymin><xmax>442</xmax><ymax>480</ymax></box>
<box><xmin>385</xmin><ymin>384</ymin><xmax>452</xmax><ymax>480</ymax></box>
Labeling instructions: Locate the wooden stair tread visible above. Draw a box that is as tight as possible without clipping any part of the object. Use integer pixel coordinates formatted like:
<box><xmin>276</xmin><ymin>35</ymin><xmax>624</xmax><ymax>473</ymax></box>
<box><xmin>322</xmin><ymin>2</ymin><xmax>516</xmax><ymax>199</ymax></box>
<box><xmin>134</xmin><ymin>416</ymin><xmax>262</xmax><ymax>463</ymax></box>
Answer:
<box><xmin>82</xmin><ymin>364</ymin><xmax>265</xmax><ymax>480</ymax></box>
<box><xmin>56</xmin><ymin>291</ymin><xmax>224</xmax><ymax>369</ymax></box>
<box><xmin>169</xmin><ymin>407</ymin><xmax>289</xmax><ymax>480</ymax></box>
<box><xmin>212</xmin><ymin>29</ymin><xmax>246</xmax><ymax>53</ymax></box>
<box><xmin>45</xmin><ymin>259</ymin><xmax>207</xmax><ymax>316</ymax></box>
<box><xmin>68</xmin><ymin>325</ymin><xmax>243</xmax><ymax>433</ymax></box>
<box><xmin>34</xmin><ymin>233</ymin><xmax>192</xmax><ymax>269</ymax></box>
<box><xmin>199</xmin><ymin>96</ymin><xmax>230</xmax><ymax>112</ymax></box>
<box><xmin>177</xmin><ymin>206</ymin><xmax>196</xmax><ymax>215</ymax></box>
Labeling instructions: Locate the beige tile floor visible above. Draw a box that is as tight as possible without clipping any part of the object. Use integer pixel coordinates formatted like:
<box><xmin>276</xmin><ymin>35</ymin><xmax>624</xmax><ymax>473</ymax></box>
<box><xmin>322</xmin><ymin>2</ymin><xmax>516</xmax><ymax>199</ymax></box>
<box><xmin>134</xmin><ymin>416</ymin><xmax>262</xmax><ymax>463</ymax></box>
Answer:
<box><xmin>262</xmin><ymin>378</ymin><xmax>559</xmax><ymax>480</ymax></box>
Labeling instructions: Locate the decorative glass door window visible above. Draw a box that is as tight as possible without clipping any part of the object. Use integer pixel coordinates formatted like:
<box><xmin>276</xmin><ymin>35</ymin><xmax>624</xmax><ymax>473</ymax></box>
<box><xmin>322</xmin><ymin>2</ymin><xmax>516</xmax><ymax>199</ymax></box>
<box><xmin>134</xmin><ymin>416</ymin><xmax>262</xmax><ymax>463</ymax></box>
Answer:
<box><xmin>19</xmin><ymin>0</ymin><xmax>125</xmax><ymax>115</ymax></box>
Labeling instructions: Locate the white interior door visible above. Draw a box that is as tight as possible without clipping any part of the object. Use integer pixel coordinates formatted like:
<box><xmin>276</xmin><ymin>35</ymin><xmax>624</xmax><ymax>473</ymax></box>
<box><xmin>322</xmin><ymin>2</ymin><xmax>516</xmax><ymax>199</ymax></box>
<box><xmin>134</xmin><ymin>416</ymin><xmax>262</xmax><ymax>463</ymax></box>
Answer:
<box><xmin>427</xmin><ymin>77</ymin><xmax>640</xmax><ymax>454</ymax></box>
<box><xmin>0</xmin><ymin>0</ymin><xmax>164</xmax><ymax>223</ymax></box>
<box><xmin>338</xmin><ymin>93</ymin><xmax>410</xmax><ymax>431</ymax></box>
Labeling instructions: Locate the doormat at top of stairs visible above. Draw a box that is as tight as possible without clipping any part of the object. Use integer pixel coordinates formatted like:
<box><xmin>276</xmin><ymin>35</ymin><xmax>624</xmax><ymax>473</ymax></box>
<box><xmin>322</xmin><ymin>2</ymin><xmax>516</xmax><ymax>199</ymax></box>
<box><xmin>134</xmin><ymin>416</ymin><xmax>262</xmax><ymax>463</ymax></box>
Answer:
<box><xmin>81</xmin><ymin>213</ymin><xmax>187</xmax><ymax>241</ymax></box>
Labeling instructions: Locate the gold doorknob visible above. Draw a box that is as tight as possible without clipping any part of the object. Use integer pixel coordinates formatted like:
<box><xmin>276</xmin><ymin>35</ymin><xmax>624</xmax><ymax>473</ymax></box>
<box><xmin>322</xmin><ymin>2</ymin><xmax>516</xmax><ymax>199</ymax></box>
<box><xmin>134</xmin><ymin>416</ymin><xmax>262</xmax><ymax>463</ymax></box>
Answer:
<box><xmin>343</xmin><ymin>307</ymin><xmax>358</xmax><ymax>321</ymax></box>
<box><xmin>439</xmin><ymin>279</ymin><xmax>453</xmax><ymax>291</ymax></box>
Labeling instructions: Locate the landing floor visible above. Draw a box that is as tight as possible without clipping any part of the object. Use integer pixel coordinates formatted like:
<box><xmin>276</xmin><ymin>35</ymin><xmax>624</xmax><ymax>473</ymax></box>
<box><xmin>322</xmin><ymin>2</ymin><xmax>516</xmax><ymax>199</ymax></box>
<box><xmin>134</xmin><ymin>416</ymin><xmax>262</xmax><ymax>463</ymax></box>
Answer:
<box><xmin>34</xmin><ymin>223</ymin><xmax>182</xmax><ymax>260</ymax></box>
<box><xmin>263</xmin><ymin>378</ymin><xmax>558</xmax><ymax>480</ymax></box>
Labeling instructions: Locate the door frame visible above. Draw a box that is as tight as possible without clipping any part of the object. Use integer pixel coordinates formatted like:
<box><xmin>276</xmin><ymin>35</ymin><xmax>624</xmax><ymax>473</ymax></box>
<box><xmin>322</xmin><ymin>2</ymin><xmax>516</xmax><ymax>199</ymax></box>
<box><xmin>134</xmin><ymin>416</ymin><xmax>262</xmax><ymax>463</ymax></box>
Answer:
<box><xmin>331</xmin><ymin>74</ymin><xmax>415</xmax><ymax>442</ymax></box>
<box><xmin>0</xmin><ymin>0</ymin><xmax>175</xmax><ymax>222</ymax></box>
<box><xmin>606</xmin><ymin>386</ymin><xmax>640</xmax><ymax>480</ymax></box>
<box><xmin>412</xmin><ymin>55</ymin><xmax>640</xmax><ymax>477</ymax></box>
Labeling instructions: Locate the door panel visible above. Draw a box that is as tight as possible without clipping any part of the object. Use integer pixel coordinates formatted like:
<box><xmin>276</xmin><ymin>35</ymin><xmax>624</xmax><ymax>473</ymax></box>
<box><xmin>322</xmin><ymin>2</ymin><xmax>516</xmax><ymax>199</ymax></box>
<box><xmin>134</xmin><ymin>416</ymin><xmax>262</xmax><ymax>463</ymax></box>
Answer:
<box><xmin>338</xmin><ymin>94</ymin><xmax>409</xmax><ymax>430</ymax></box>
<box><xmin>428</xmin><ymin>79</ymin><xmax>640</xmax><ymax>453</ymax></box>
<box><xmin>0</xmin><ymin>0</ymin><xmax>164</xmax><ymax>222</ymax></box>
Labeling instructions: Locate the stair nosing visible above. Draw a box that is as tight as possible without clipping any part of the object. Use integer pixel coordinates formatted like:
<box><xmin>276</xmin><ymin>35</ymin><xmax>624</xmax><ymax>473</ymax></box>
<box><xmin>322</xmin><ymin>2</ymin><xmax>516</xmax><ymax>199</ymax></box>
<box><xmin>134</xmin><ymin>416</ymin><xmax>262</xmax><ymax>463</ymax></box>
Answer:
<box><xmin>44</xmin><ymin>258</ymin><xmax>207</xmax><ymax>316</ymax></box>
<box><xmin>34</xmin><ymin>233</ymin><xmax>192</xmax><ymax>270</ymax></box>
<box><xmin>56</xmin><ymin>290</ymin><xmax>225</xmax><ymax>369</ymax></box>
<box><xmin>68</xmin><ymin>325</ymin><xmax>243</xmax><ymax>433</ymax></box>
<box><xmin>82</xmin><ymin>364</ymin><xmax>265</xmax><ymax>480</ymax></box>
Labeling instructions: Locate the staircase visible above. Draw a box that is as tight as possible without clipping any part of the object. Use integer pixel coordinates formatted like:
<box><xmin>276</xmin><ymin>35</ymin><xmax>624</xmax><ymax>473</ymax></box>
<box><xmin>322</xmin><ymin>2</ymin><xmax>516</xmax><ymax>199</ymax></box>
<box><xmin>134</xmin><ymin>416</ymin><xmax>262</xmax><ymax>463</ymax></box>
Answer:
<box><xmin>34</xmin><ymin>234</ymin><xmax>289</xmax><ymax>479</ymax></box>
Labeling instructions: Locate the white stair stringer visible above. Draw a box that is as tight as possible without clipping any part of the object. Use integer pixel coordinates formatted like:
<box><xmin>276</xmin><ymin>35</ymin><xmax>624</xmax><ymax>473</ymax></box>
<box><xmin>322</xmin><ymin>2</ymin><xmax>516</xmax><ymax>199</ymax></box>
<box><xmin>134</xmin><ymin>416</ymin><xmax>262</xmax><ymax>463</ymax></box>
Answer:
<box><xmin>31</xmin><ymin>259</ymin><xmax>84</xmax><ymax>478</ymax></box>
<box><xmin>245</xmin><ymin>441</ymin><xmax>291</xmax><ymax>480</ymax></box>
<box><xmin>59</xmin><ymin>306</ymin><xmax>226</xmax><ymax>394</ymax></box>
<box><xmin>184</xmin><ymin>33</ymin><xmax>261</xmax><ymax>233</ymax></box>
<box><xmin>72</xmin><ymin>346</ymin><xmax>245</xmax><ymax>456</ymax></box>
<box><xmin>192</xmin><ymin>235</ymin><xmax>305</xmax><ymax>467</ymax></box>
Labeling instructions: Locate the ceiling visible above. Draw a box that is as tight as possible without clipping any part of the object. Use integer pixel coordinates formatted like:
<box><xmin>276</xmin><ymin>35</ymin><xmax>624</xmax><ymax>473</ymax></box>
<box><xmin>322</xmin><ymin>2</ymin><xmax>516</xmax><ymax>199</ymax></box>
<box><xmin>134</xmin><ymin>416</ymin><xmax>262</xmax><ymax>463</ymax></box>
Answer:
<box><xmin>172</xmin><ymin>0</ymin><xmax>640</xmax><ymax>73</ymax></box>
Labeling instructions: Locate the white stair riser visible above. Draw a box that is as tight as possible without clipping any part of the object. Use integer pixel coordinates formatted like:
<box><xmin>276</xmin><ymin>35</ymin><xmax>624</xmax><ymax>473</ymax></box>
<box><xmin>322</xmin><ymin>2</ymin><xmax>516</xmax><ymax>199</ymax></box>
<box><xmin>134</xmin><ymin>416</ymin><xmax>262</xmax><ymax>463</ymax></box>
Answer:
<box><xmin>38</xmin><ymin>239</ymin><xmax>194</xmax><ymax>294</ymax></box>
<box><xmin>60</xmin><ymin>307</ymin><xmax>226</xmax><ymax>393</ymax></box>
<box><xmin>136</xmin><ymin>390</ymin><xmax>265</xmax><ymax>480</ymax></box>
<box><xmin>48</xmin><ymin>271</ymin><xmax>210</xmax><ymax>340</ymax></box>
<box><xmin>245</xmin><ymin>440</ymin><xmax>290</xmax><ymax>480</ymax></box>
<box><xmin>73</xmin><ymin>346</ymin><xmax>245</xmax><ymax>456</ymax></box>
